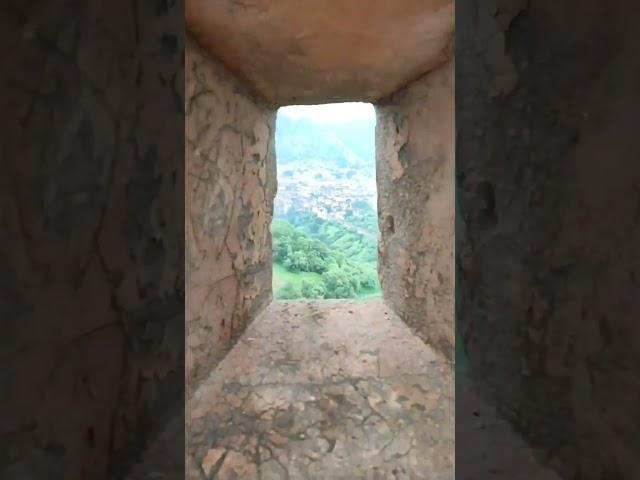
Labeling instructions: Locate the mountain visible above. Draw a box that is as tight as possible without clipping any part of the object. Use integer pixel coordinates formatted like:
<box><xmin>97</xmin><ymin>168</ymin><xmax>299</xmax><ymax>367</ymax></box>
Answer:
<box><xmin>275</xmin><ymin>114</ymin><xmax>376</xmax><ymax>169</ymax></box>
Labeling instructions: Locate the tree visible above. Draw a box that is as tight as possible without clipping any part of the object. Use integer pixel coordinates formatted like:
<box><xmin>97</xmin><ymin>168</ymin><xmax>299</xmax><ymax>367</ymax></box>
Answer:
<box><xmin>301</xmin><ymin>280</ymin><xmax>326</xmax><ymax>299</ymax></box>
<box><xmin>272</xmin><ymin>217</ymin><xmax>381</xmax><ymax>300</ymax></box>
<box><xmin>322</xmin><ymin>267</ymin><xmax>356</xmax><ymax>299</ymax></box>
<box><xmin>273</xmin><ymin>236</ymin><xmax>291</xmax><ymax>263</ymax></box>
<box><xmin>360</xmin><ymin>268</ymin><xmax>379</xmax><ymax>289</ymax></box>
<box><xmin>276</xmin><ymin>282</ymin><xmax>301</xmax><ymax>300</ymax></box>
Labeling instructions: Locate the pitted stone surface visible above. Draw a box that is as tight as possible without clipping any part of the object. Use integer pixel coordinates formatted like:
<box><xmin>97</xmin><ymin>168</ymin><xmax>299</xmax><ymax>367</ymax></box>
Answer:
<box><xmin>127</xmin><ymin>302</ymin><xmax>557</xmax><ymax>480</ymax></box>
<box><xmin>187</xmin><ymin>300</ymin><xmax>454</xmax><ymax>479</ymax></box>
<box><xmin>185</xmin><ymin>36</ymin><xmax>276</xmax><ymax>393</ymax></box>
<box><xmin>2</xmin><ymin>1</ymin><xmax>184</xmax><ymax>477</ymax></box>
<box><xmin>456</xmin><ymin>380</ymin><xmax>561</xmax><ymax>480</ymax></box>
<box><xmin>185</xmin><ymin>0</ymin><xmax>454</xmax><ymax>104</ymax></box>
<box><xmin>457</xmin><ymin>1</ymin><xmax>640</xmax><ymax>477</ymax></box>
<box><xmin>377</xmin><ymin>60</ymin><xmax>454</xmax><ymax>360</ymax></box>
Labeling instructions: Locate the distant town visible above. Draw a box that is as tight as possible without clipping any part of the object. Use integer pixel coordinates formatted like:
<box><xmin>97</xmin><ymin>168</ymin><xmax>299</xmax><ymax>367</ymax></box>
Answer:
<box><xmin>270</xmin><ymin>107</ymin><xmax>380</xmax><ymax>300</ymax></box>
<box><xmin>275</xmin><ymin>164</ymin><xmax>377</xmax><ymax>222</ymax></box>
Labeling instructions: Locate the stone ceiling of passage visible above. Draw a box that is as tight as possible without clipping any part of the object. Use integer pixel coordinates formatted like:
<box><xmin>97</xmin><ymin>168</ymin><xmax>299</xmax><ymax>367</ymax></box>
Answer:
<box><xmin>186</xmin><ymin>0</ymin><xmax>454</xmax><ymax>105</ymax></box>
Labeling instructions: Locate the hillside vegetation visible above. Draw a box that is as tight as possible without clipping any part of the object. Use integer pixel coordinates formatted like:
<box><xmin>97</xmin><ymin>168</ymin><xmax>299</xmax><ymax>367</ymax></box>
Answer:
<box><xmin>272</xmin><ymin>108</ymin><xmax>381</xmax><ymax>300</ymax></box>
<box><xmin>272</xmin><ymin>218</ymin><xmax>381</xmax><ymax>300</ymax></box>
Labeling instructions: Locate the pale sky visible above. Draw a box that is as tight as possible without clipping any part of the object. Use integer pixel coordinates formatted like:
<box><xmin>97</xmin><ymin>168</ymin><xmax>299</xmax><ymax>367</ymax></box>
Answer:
<box><xmin>279</xmin><ymin>102</ymin><xmax>375</xmax><ymax>124</ymax></box>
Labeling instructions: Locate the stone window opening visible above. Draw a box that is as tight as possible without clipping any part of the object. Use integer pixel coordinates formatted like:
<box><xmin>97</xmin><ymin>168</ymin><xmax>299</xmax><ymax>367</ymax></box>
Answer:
<box><xmin>270</xmin><ymin>102</ymin><xmax>382</xmax><ymax>302</ymax></box>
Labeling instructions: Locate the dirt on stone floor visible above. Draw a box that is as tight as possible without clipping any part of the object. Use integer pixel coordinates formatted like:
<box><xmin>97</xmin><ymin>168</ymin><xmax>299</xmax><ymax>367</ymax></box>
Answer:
<box><xmin>125</xmin><ymin>299</ymin><xmax>561</xmax><ymax>480</ymax></box>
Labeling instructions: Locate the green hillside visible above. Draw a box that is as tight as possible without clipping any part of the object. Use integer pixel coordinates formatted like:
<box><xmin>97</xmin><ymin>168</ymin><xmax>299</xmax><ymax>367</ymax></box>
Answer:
<box><xmin>271</xmin><ymin>219</ymin><xmax>381</xmax><ymax>300</ymax></box>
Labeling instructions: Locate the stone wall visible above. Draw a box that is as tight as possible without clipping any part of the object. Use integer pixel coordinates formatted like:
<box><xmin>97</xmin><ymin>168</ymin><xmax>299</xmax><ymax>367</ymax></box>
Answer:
<box><xmin>1</xmin><ymin>1</ymin><xmax>184</xmax><ymax>478</ymax></box>
<box><xmin>186</xmin><ymin>0</ymin><xmax>454</xmax><ymax>105</ymax></box>
<box><xmin>185</xmin><ymin>37</ymin><xmax>277</xmax><ymax>393</ymax></box>
<box><xmin>376</xmin><ymin>60</ymin><xmax>455</xmax><ymax>360</ymax></box>
<box><xmin>457</xmin><ymin>0</ymin><xmax>640</xmax><ymax>478</ymax></box>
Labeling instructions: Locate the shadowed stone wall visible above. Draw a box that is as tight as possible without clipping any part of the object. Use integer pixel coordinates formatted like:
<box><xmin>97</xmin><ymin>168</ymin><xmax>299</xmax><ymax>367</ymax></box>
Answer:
<box><xmin>376</xmin><ymin>60</ymin><xmax>455</xmax><ymax>360</ymax></box>
<box><xmin>1</xmin><ymin>1</ymin><xmax>184</xmax><ymax>478</ymax></box>
<box><xmin>185</xmin><ymin>36</ymin><xmax>277</xmax><ymax>394</ymax></box>
<box><xmin>457</xmin><ymin>1</ymin><xmax>640</xmax><ymax>478</ymax></box>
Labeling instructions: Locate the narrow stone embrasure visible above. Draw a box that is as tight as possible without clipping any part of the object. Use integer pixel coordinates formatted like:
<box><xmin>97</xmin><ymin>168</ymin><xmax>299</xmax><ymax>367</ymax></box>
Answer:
<box><xmin>184</xmin><ymin>1</ymin><xmax>459</xmax><ymax>476</ymax></box>
<box><xmin>185</xmin><ymin>38</ymin><xmax>457</xmax><ymax>476</ymax></box>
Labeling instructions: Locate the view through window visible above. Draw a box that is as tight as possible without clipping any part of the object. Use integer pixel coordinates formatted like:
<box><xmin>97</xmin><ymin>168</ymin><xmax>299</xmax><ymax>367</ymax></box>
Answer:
<box><xmin>272</xmin><ymin>102</ymin><xmax>381</xmax><ymax>300</ymax></box>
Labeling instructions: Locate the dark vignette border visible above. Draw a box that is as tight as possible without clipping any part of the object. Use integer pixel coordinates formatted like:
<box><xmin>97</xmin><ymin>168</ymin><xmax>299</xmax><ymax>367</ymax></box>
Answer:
<box><xmin>456</xmin><ymin>1</ymin><xmax>640</xmax><ymax>479</ymax></box>
<box><xmin>1</xmin><ymin>1</ymin><xmax>185</xmax><ymax>478</ymax></box>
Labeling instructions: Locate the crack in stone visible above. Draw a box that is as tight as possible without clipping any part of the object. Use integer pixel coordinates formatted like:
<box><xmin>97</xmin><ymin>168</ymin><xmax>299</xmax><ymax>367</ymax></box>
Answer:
<box><xmin>188</xmin><ymin>301</ymin><xmax>454</xmax><ymax>478</ymax></box>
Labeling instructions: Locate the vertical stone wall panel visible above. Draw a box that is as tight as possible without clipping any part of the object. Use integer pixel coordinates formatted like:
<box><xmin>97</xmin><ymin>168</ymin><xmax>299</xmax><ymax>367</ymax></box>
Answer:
<box><xmin>1</xmin><ymin>1</ymin><xmax>184</xmax><ymax>478</ymax></box>
<box><xmin>376</xmin><ymin>60</ymin><xmax>455</xmax><ymax>360</ymax></box>
<box><xmin>457</xmin><ymin>1</ymin><xmax>640</xmax><ymax>477</ymax></box>
<box><xmin>185</xmin><ymin>36</ymin><xmax>276</xmax><ymax>394</ymax></box>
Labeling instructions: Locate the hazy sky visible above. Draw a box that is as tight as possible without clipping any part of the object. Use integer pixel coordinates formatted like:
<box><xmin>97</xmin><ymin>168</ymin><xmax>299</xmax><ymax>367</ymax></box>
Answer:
<box><xmin>279</xmin><ymin>102</ymin><xmax>375</xmax><ymax>124</ymax></box>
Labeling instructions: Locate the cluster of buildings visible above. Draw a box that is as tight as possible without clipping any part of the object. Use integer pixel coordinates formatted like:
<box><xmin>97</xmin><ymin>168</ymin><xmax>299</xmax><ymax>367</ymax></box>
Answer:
<box><xmin>275</xmin><ymin>167</ymin><xmax>376</xmax><ymax>221</ymax></box>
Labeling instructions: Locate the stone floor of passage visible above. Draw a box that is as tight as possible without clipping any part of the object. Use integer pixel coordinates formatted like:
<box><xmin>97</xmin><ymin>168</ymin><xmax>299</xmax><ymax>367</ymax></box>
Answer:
<box><xmin>124</xmin><ymin>299</ymin><xmax>561</xmax><ymax>480</ymax></box>
<box><xmin>187</xmin><ymin>300</ymin><xmax>454</xmax><ymax>479</ymax></box>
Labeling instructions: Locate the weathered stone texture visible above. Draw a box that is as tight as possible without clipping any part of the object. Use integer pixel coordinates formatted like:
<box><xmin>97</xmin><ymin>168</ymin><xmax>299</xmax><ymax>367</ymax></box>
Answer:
<box><xmin>187</xmin><ymin>301</ymin><xmax>454</xmax><ymax>479</ymax></box>
<box><xmin>185</xmin><ymin>0</ymin><xmax>454</xmax><ymax>104</ymax></box>
<box><xmin>376</xmin><ymin>60</ymin><xmax>455</xmax><ymax>360</ymax></box>
<box><xmin>457</xmin><ymin>1</ymin><xmax>640</xmax><ymax>478</ymax></box>
<box><xmin>185</xmin><ymin>37</ymin><xmax>277</xmax><ymax>393</ymax></box>
<box><xmin>1</xmin><ymin>1</ymin><xmax>184</xmax><ymax>478</ymax></box>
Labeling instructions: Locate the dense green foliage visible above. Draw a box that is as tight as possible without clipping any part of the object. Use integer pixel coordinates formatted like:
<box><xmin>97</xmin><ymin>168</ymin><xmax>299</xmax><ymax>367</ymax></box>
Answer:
<box><xmin>272</xmin><ymin>219</ymin><xmax>380</xmax><ymax>300</ymax></box>
<box><xmin>273</xmin><ymin>108</ymin><xmax>379</xmax><ymax>300</ymax></box>
<box><xmin>279</xmin><ymin>208</ymin><xmax>378</xmax><ymax>264</ymax></box>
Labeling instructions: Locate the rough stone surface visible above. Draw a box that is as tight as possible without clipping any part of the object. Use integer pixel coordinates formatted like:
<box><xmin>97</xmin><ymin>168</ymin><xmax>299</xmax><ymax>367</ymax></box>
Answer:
<box><xmin>122</xmin><ymin>415</ymin><xmax>184</xmax><ymax>480</ymax></box>
<box><xmin>186</xmin><ymin>300</ymin><xmax>454</xmax><ymax>479</ymax></box>
<box><xmin>185</xmin><ymin>0</ymin><xmax>454</xmax><ymax>105</ymax></box>
<box><xmin>377</xmin><ymin>61</ymin><xmax>455</xmax><ymax>360</ymax></box>
<box><xmin>456</xmin><ymin>379</ymin><xmax>561</xmax><ymax>480</ymax></box>
<box><xmin>183</xmin><ymin>300</ymin><xmax>557</xmax><ymax>479</ymax></box>
<box><xmin>185</xmin><ymin>36</ymin><xmax>277</xmax><ymax>393</ymax></box>
<box><xmin>457</xmin><ymin>1</ymin><xmax>640</xmax><ymax>478</ymax></box>
<box><xmin>1</xmin><ymin>1</ymin><xmax>184</xmax><ymax>478</ymax></box>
